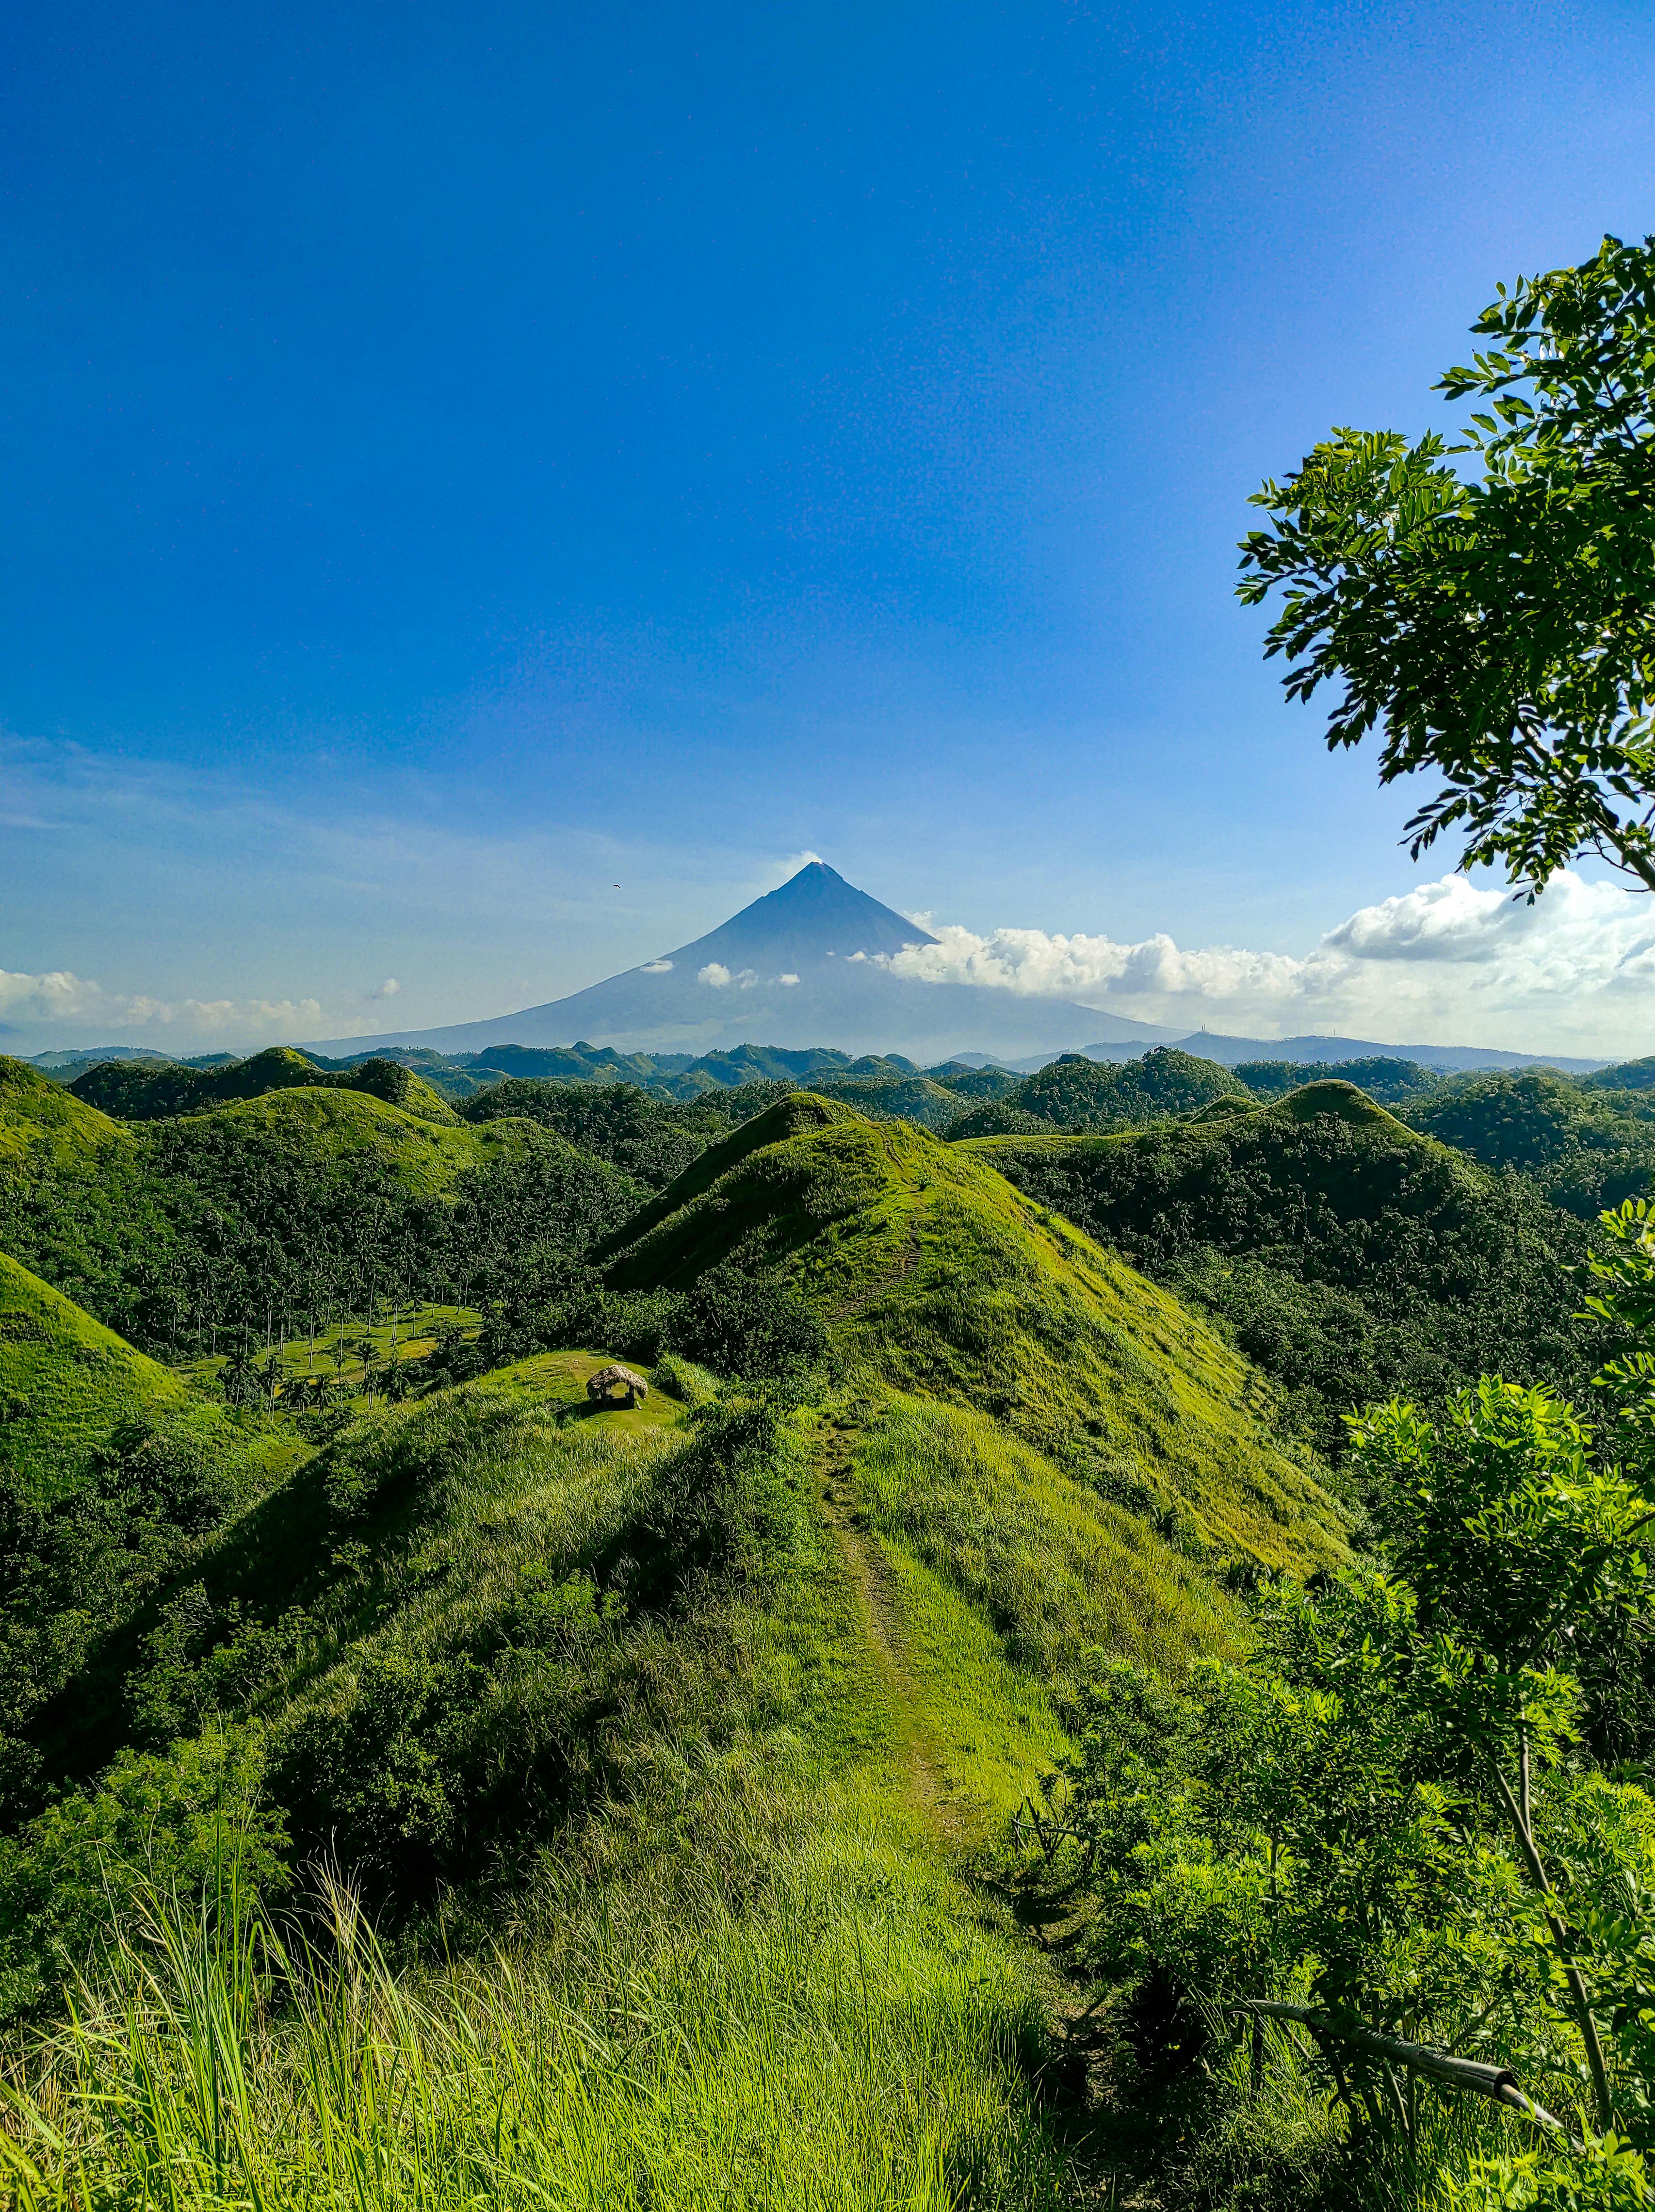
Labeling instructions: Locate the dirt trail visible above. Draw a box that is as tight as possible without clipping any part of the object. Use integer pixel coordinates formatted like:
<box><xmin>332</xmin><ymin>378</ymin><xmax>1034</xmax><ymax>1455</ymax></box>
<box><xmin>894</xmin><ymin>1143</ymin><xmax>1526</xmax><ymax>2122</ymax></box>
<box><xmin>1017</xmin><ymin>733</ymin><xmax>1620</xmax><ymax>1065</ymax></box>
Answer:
<box><xmin>814</xmin><ymin>1419</ymin><xmax>964</xmax><ymax>1841</ymax></box>
<box><xmin>828</xmin><ymin>1134</ymin><xmax>927</xmax><ymax>1322</ymax></box>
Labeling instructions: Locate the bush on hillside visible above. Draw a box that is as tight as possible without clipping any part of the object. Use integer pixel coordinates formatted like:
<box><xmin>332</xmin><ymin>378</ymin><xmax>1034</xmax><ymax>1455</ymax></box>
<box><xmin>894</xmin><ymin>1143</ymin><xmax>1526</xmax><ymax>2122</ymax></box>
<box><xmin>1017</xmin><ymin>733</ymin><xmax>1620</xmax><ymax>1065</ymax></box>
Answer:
<box><xmin>665</xmin><ymin>1251</ymin><xmax>833</xmax><ymax>1386</ymax></box>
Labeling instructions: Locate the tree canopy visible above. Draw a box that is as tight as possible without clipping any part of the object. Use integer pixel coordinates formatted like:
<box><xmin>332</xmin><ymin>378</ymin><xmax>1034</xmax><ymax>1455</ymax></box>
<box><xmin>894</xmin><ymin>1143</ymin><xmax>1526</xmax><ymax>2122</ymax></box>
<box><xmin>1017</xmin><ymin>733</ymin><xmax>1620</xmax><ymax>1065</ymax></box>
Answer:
<box><xmin>1240</xmin><ymin>233</ymin><xmax>1655</xmax><ymax>898</ymax></box>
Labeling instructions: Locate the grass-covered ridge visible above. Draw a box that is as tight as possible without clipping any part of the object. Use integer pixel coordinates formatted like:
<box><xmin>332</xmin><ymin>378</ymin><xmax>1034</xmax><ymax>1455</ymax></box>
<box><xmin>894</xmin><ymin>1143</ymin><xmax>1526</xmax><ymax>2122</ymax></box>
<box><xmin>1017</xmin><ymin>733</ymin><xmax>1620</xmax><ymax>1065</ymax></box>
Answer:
<box><xmin>0</xmin><ymin>1248</ymin><xmax>199</xmax><ymax>1495</ymax></box>
<box><xmin>0</xmin><ymin>1355</ymin><xmax>1082</xmax><ymax>2207</ymax></box>
<box><xmin>70</xmin><ymin>1045</ymin><xmax>461</xmax><ymax>1124</ymax></box>
<box><xmin>608</xmin><ymin>1096</ymin><xmax>1348</xmax><ymax>1575</ymax></box>
<box><xmin>972</xmin><ymin>1077</ymin><xmax>1604</xmax><ymax>1457</ymax></box>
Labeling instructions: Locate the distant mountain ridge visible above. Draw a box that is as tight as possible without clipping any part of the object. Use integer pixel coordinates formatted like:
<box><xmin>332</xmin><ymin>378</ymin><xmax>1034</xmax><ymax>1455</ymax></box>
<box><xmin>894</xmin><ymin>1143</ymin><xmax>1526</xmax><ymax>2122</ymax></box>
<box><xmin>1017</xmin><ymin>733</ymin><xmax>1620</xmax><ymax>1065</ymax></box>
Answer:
<box><xmin>302</xmin><ymin>862</ymin><xmax>1180</xmax><ymax>1061</ymax></box>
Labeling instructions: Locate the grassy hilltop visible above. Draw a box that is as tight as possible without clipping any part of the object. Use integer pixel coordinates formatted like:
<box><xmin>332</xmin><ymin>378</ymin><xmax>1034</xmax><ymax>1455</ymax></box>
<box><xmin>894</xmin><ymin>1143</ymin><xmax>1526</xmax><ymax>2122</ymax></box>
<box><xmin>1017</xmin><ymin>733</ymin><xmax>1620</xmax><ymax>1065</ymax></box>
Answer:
<box><xmin>606</xmin><ymin>1093</ymin><xmax>1347</xmax><ymax>1576</ymax></box>
<box><xmin>0</xmin><ymin>1054</ymin><xmax>644</xmax><ymax>1354</ymax></box>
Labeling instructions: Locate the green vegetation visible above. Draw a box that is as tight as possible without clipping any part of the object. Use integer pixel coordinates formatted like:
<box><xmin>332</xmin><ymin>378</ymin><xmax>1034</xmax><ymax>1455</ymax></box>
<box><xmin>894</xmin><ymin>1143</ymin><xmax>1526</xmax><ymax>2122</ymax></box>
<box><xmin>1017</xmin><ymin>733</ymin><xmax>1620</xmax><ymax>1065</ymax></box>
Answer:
<box><xmin>458</xmin><ymin>1075</ymin><xmax>770</xmax><ymax>1186</ymax></box>
<box><xmin>608</xmin><ymin>1095</ymin><xmax>1349</xmax><ymax>1575</ymax></box>
<box><xmin>1239</xmin><ymin>232</ymin><xmax>1655</xmax><ymax>901</ymax></box>
<box><xmin>0</xmin><ymin>1249</ymin><xmax>291</xmax><ymax>1499</ymax></box>
<box><xmin>1586</xmin><ymin>1055</ymin><xmax>1655</xmax><ymax>1092</ymax></box>
<box><xmin>971</xmin><ymin>1079</ymin><xmax>1605</xmax><ymax>1459</ymax></box>
<box><xmin>0</xmin><ymin>1338</ymin><xmax>1093</xmax><ymax>2208</ymax></box>
<box><xmin>1235</xmin><ymin>1053</ymin><xmax>1442</xmax><ymax>1105</ymax></box>
<box><xmin>1038</xmin><ymin>1233</ymin><xmax>1655</xmax><ymax>2206</ymax></box>
<box><xmin>809</xmin><ymin>1072</ymin><xmax>979</xmax><ymax>1129</ymax></box>
<box><xmin>0</xmin><ymin>1064</ymin><xmax>644</xmax><ymax>1359</ymax></box>
<box><xmin>21</xmin><ymin>226</ymin><xmax>1655</xmax><ymax>2212</ymax></box>
<box><xmin>1403</xmin><ymin>1066</ymin><xmax>1655</xmax><ymax>1218</ymax></box>
<box><xmin>72</xmin><ymin>1045</ymin><xmax>461</xmax><ymax>1123</ymax></box>
<box><xmin>946</xmin><ymin>1046</ymin><xmax>1248</xmax><ymax>1139</ymax></box>
<box><xmin>9</xmin><ymin>1017</ymin><xmax>1648</xmax><ymax>2198</ymax></box>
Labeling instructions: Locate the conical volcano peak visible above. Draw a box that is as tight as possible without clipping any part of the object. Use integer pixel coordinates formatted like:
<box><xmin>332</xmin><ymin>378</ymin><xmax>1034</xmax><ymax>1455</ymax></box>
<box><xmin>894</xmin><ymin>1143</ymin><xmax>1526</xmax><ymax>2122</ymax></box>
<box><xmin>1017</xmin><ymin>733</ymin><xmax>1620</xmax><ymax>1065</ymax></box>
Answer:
<box><xmin>301</xmin><ymin>858</ymin><xmax>1177</xmax><ymax>1060</ymax></box>
<box><xmin>682</xmin><ymin>861</ymin><xmax>938</xmax><ymax>966</ymax></box>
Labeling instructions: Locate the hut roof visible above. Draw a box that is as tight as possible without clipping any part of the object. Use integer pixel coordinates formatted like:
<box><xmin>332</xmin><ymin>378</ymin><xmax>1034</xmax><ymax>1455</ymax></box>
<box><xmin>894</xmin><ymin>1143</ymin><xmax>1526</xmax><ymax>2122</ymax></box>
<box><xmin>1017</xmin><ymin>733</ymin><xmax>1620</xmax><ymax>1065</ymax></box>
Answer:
<box><xmin>588</xmin><ymin>1362</ymin><xmax>649</xmax><ymax>1396</ymax></box>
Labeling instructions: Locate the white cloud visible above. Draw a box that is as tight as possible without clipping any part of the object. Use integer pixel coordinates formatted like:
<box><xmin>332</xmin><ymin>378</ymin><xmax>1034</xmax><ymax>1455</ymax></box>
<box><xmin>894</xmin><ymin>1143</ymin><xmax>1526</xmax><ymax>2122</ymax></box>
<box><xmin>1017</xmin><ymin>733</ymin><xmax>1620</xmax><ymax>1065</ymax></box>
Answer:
<box><xmin>698</xmin><ymin>963</ymin><xmax>732</xmax><ymax>988</ymax></box>
<box><xmin>0</xmin><ymin>968</ymin><xmax>107</xmax><ymax>1024</ymax></box>
<box><xmin>876</xmin><ymin>870</ymin><xmax>1655</xmax><ymax>1057</ymax></box>
<box><xmin>0</xmin><ymin>965</ymin><xmax>335</xmax><ymax>1052</ymax></box>
<box><xmin>776</xmin><ymin>972</ymin><xmax>800</xmax><ymax>986</ymax></box>
<box><xmin>641</xmin><ymin>959</ymin><xmax>673</xmax><ymax>973</ymax></box>
<box><xmin>372</xmin><ymin>977</ymin><xmax>401</xmax><ymax>999</ymax></box>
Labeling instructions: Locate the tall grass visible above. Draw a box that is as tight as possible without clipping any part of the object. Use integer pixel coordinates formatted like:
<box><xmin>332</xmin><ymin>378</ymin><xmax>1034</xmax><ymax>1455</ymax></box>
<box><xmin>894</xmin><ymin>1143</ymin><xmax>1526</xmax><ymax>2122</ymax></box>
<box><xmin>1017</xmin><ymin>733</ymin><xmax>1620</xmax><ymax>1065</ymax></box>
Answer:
<box><xmin>2</xmin><ymin>1778</ymin><xmax>1072</xmax><ymax>2211</ymax></box>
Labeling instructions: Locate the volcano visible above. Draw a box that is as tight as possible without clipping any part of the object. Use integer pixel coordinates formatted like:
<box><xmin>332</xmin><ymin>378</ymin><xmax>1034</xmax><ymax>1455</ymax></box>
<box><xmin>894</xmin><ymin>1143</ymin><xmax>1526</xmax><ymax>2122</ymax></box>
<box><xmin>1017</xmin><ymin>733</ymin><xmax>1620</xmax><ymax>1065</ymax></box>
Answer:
<box><xmin>303</xmin><ymin>862</ymin><xmax>1177</xmax><ymax>1061</ymax></box>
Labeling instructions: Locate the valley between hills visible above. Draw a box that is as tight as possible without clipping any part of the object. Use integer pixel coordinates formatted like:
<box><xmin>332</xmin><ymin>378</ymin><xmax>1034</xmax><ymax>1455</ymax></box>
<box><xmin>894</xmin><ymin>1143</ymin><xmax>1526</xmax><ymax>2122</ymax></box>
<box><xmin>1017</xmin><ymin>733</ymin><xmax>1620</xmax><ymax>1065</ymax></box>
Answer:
<box><xmin>1</xmin><ymin>1030</ymin><xmax>1653</xmax><ymax>2205</ymax></box>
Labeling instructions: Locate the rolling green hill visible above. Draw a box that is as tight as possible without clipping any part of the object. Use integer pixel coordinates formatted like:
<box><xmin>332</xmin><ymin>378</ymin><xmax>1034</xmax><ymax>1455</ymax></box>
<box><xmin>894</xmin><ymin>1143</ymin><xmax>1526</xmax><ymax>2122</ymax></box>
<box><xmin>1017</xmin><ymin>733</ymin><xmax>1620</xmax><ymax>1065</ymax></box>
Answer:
<box><xmin>0</xmin><ymin>1249</ymin><xmax>301</xmax><ymax>1504</ymax></box>
<box><xmin>71</xmin><ymin>1046</ymin><xmax>460</xmax><ymax>1124</ymax></box>
<box><xmin>0</xmin><ymin>1352</ymin><xmax>1095</xmax><ymax>2201</ymax></box>
<box><xmin>0</xmin><ymin>1055</ymin><xmax>131</xmax><ymax>1171</ymax></box>
<box><xmin>1234</xmin><ymin>1053</ymin><xmax>1441</xmax><ymax>1105</ymax></box>
<box><xmin>1</xmin><ymin>1071</ymin><xmax>644</xmax><ymax>1357</ymax></box>
<box><xmin>0</xmin><ymin>1058</ymin><xmax>193</xmax><ymax>1344</ymax></box>
<box><xmin>0</xmin><ymin>1085</ymin><xmax>1409</xmax><ymax>2208</ymax></box>
<box><xmin>971</xmin><ymin>1079</ymin><xmax>1603</xmax><ymax>1456</ymax></box>
<box><xmin>605</xmin><ymin>1095</ymin><xmax>1347</xmax><ymax>1576</ymax></box>
<box><xmin>0</xmin><ymin>1250</ymin><xmax>196</xmax><ymax>1496</ymax></box>
<box><xmin>1401</xmin><ymin>1065</ymin><xmax>1655</xmax><ymax>1216</ymax></box>
<box><xmin>460</xmin><ymin>1077</ymin><xmax>755</xmax><ymax>1187</ymax></box>
<box><xmin>944</xmin><ymin>1046</ymin><xmax>1247</xmax><ymax>1139</ymax></box>
<box><xmin>803</xmin><ymin>1073</ymin><xmax>970</xmax><ymax>1129</ymax></box>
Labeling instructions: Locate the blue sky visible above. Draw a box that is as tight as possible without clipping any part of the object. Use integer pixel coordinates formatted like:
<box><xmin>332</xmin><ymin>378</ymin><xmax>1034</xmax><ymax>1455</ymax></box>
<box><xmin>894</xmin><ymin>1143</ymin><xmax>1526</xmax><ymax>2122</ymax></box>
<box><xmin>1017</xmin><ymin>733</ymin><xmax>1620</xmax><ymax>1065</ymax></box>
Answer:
<box><xmin>5</xmin><ymin>0</ymin><xmax>1655</xmax><ymax>1056</ymax></box>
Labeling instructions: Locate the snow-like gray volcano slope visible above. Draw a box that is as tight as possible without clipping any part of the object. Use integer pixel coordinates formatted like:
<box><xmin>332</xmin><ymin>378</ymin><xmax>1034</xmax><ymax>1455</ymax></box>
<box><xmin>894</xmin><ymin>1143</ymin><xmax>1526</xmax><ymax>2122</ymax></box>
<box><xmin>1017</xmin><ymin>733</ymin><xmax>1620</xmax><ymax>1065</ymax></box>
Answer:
<box><xmin>302</xmin><ymin>862</ymin><xmax>1180</xmax><ymax>1061</ymax></box>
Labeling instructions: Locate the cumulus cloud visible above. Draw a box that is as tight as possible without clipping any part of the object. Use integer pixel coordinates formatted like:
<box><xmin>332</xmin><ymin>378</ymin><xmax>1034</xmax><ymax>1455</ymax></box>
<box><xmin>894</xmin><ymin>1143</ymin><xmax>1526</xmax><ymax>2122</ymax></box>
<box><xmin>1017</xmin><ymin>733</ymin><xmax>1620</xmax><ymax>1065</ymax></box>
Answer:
<box><xmin>877</xmin><ymin>870</ymin><xmax>1655</xmax><ymax>1057</ymax></box>
<box><xmin>776</xmin><ymin>972</ymin><xmax>800</xmax><ymax>986</ymax></box>
<box><xmin>698</xmin><ymin>963</ymin><xmax>731</xmax><ymax>987</ymax></box>
<box><xmin>371</xmin><ymin>977</ymin><xmax>401</xmax><ymax>999</ymax></box>
<box><xmin>641</xmin><ymin>959</ymin><xmax>673</xmax><ymax>973</ymax></box>
<box><xmin>0</xmin><ymin>965</ymin><xmax>331</xmax><ymax>1050</ymax></box>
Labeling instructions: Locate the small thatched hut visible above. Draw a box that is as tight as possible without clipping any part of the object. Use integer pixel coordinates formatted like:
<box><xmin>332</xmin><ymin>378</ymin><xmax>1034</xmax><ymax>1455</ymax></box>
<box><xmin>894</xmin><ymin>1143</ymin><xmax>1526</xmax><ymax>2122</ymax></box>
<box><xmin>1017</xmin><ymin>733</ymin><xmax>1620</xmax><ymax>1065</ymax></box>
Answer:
<box><xmin>587</xmin><ymin>1362</ymin><xmax>649</xmax><ymax>1409</ymax></box>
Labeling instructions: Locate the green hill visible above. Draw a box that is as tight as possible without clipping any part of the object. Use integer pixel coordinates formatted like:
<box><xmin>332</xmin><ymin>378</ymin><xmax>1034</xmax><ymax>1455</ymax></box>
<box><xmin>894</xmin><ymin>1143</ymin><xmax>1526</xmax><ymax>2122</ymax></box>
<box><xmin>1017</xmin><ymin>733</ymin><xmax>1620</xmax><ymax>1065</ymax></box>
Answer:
<box><xmin>0</xmin><ymin>1250</ymin><xmax>195</xmax><ymax>1496</ymax></box>
<box><xmin>807</xmin><ymin>1073</ymin><xmax>973</xmax><ymax>1129</ymax></box>
<box><xmin>0</xmin><ymin>1055</ymin><xmax>131</xmax><ymax>1171</ymax></box>
<box><xmin>605</xmin><ymin>1095</ymin><xmax>1347</xmax><ymax>1576</ymax></box>
<box><xmin>0</xmin><ymin>1093</ymin><xmax>1363</xmax><ymax>2203</ymax></box>
<box><xmin>0</xmin><ymin>1353</ymin><xmax>1098</xmax><ymax>2200</ymax></box>
<box><xmin>945</xmin><ymin>1046</ymin><xmax>1246</xmax><ymax>1139</ymax></box>
<box><xmin>1402</xmin><ymin>1065</ymin><xmax>1655</xmax><ymax>1216</ymax></box>
<box><xmin>460</xmin><ymin>1077</ymin><xmax>752</xmax><ymax>1187</ymax></box>
<box><xmin>0</xmin><ymin>1250</ymin><xmax>299</xmax><ymax>1505</ymax></box>
<box><xmin>1584</xmin><ymin>1054</ymin><xmax>1655</xmax><ymax>1091</ymax></box>
<box><xmin>970</xmin><ymin>1079</ymin><xmax>1602</xmax><ymax>1456</ymax></box>
<box><xmin>2</xmin><ymin>1073</ymin><xmax>643</xmax><ymax>1359</ymax></box>
<box><xmin>1234</xmin><ymin>1053</ymin><xmax>1440</xmax><ymax>1105</ymax></box>
<box><xmin>71</xmin><ymin>1046</ymin><xmax>460</xmax><ymax>1124</ymax></box>
<box><xmin>0</xmin><ymin>1058</ymin><xmax>192</xmax><ymax>1345</ymax></box>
